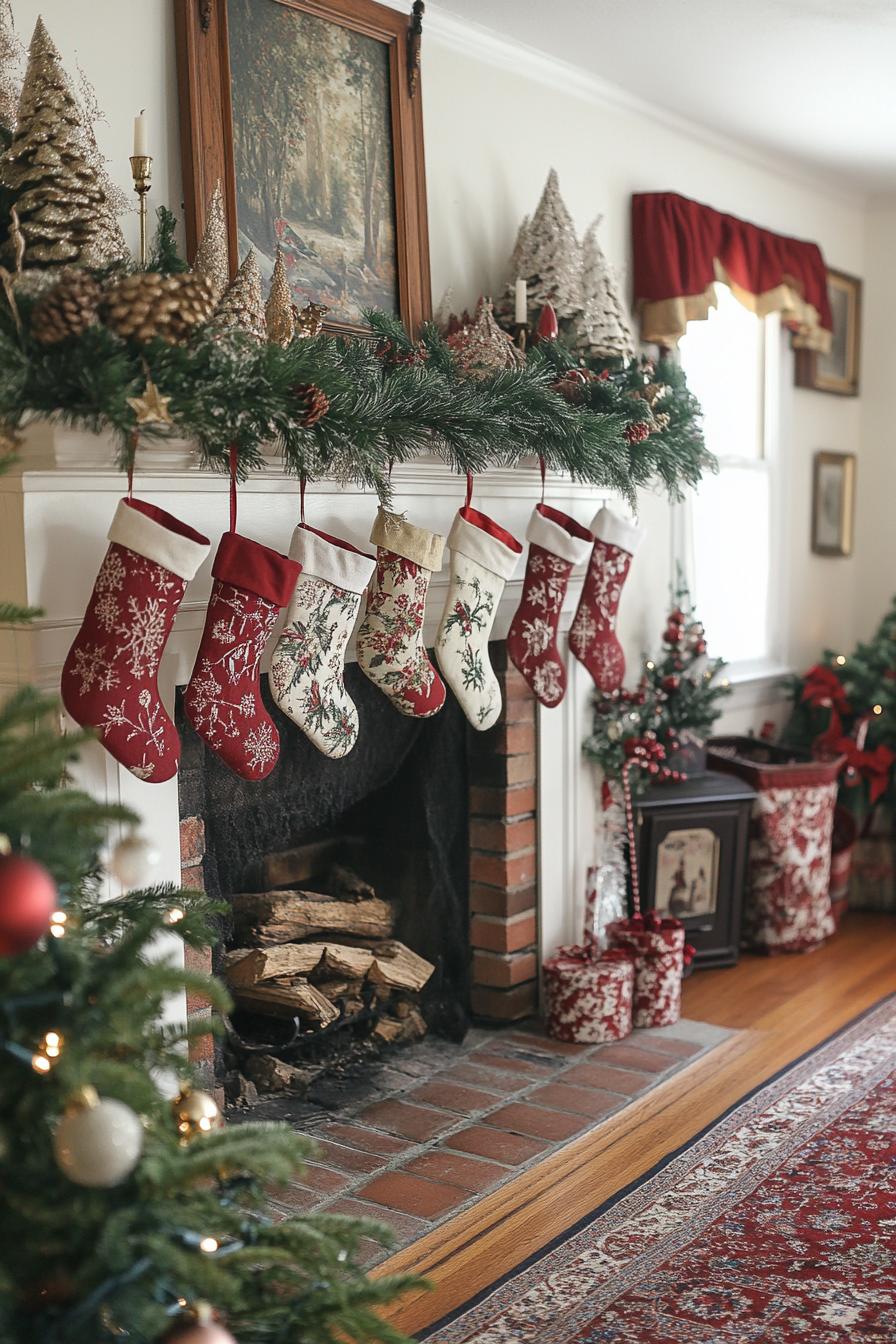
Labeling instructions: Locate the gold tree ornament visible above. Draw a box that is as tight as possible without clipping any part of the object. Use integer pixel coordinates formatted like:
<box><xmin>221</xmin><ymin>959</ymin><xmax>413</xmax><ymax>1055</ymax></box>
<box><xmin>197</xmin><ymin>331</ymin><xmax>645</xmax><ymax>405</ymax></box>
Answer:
<box><xmin>127</xmin><ymin>378</ymin><xmax>173</xmax><ymax>426</ymax></box>
<box><xmin>193</xmin><ymin>180</ymin><xmax>229</xmax><ymax>303</ymax></box>
<box><xmin>265</xmin><ymin>247</ymin><xmax>294</xmax><ymax>347</ymax></box>
<box><xmin>171</xmin><ymin>1086</ymin><xmax>222</xmax><ymax>1144</ymax></box>
<box><xmin>0</xmin><ymin>0</ymin><xmax>24</xmax><ymax>141</ymax></box>
<box><xmin>446</xmin><ymin>296</ymin><xmax>526</xmax><ymax>379</ymax></box>
<box><xmin>0</xmin><ymin>18</ymin><xmax>116</xmax><ymax>269</ymax></box>
<box><xmin>213</xmin><ymin>247</ymin><xmax>266</xmax><ymax>340</ymax></box>
<box><xmin>293</xmin><ymin>299</ymin><xmax>329</xmax><ymax>339</ymax></box>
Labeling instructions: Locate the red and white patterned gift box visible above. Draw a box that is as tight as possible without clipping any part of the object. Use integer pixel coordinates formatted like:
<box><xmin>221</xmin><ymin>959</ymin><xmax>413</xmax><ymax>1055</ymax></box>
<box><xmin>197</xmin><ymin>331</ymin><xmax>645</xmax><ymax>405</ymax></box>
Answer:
<box><xmin>543</xmin><ymin>945</ymin><xmax>634</xmax><ymax>1043</ymax></box>
<box><xmin>606</xmin><ymin>914</ymin><xmax>692</xmax><ymax>1028</ymax></box>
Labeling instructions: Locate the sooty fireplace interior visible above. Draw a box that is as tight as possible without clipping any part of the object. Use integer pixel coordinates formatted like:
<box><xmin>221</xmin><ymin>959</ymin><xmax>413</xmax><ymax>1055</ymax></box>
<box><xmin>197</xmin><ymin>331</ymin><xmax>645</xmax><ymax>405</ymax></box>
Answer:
<box><xmin>176</xmin><ymin>664</ymin><xmax>471</xmax><ymax>1101</ymax></box>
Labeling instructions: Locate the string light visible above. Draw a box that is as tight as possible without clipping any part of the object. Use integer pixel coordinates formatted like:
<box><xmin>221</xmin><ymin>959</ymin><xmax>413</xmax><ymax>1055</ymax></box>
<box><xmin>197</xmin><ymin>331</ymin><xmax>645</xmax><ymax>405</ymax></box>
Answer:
<box><xmin>645</xmin><ymin>660</ymin><xmax>656</xmax><ymax>671</ymax></box>
<box><xmin>31</xmin><ymin>1029</ymin><xmax>65</xmax><ymax>1071</ymax></box>
<box><xmin>31</xmin><ymin>1054</ymin><xmax>51</xmax><ymax>1074</ymax></box>
<box><xmin>834</xmin><ymin>654</ymin><xmax>847</xmax><ymax>666</ymax></box>
<box><xmin>199</xmin><ymin>1237</ymin><xmax>219</xmax><ymax>1255</ymax></box>
<box><xmin>49</xmin><ymin>910</ymin><xmax>67</xmax><ymax>939</ymax></box>
<box><xmin>163</xmin><ymin>907</ymin><xmax>185</xmax><ymax>926</ymax></box>
<box><xmin>873</xmin><ymin>704</ymin><xmax>884</xmax><ymax>715</ymax></box>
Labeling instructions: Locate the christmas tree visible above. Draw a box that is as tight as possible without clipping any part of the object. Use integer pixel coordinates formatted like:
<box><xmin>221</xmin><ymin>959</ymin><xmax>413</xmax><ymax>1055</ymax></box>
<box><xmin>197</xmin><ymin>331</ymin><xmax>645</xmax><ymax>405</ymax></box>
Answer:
<box><xmin>0</xmin><ymin>513</ymin><xmax>413</xmax><ymax>1340</ymax></box>
<box><xmin>0</xmin><ymin>0</ymin><xmax>22</xmax><ymax>146</ymax></box>
<box><xmin>214</xmin><ymin>247</ymin><xmax>266</xmax><ymax>340</ymax></box>
<box><xmin>506</xmin><ymin>169</ymin><xmax>582</xmax><ymax>320</ymax></box>
<box><xmin>0</xmin><ymin>17</ymin><xmax>120</xmax><ymax>268</ymax></box>
<box><xmin>573</xmin><ymin>217</ymin><xmax>635</xmax><ymax>362</ymax></box>
<box><xmin>75</xmin><ymin>60</ymin><xmax>129</xmax><ymax>268</ymax></box>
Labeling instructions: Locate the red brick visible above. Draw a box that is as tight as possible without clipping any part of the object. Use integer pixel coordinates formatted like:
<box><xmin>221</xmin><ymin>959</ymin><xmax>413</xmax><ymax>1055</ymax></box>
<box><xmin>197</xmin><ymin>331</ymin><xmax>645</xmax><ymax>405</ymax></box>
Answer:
<box><xmin>469</xmin><ymin>752</ymin><xmax>536</xmax><ymax>790</ymax></box>
<box><xmin>472</xmin><ymin>948</ymin><xmax>537</xmax><ymax>988</ymax></box>
<box><xmin>526</xmin><ymin>1082</ymin><xmax>623</xmax><ymax>1119</ymax></box>
<box><xmin>357</xmin><ymin>1171</ymin><xmax>468</xmax><ymax>1218</ymax></box>
<box><xmin>483</xmin><ymin>1102</ymin><xmax>588</xmax><ymax>1142</ymax></box>
<box><xmin>442</xmin><ymin>1124</ymin><xmax>549</xmax><ymax>1165</ymax></box>
<box><xmin>507</xmin><ymin>1030</ymin><xmax>589</xmax><ymax>1057</ymax></box>
<box><xmin>356</xmin><ymin>1099</ymin><xmax>456</xmax><ymax>1142</ymax></box>
<box><xmin>470</xmin><ymin>882</ymin><xmax>538</xmax><ymax>918</ymax></box>
<box><xmin>562</xmin><ymin>1061</ymin><xmax>653</xmax><ymax>1095</ymax></box>
<box><xmin>433</xmin><ymin>1062</ymin><xmax>522</xmax><ymax>1094</ymax></box>
<box><xmin>180</xmin><ymin>862</ymin><xmax>205</xmax><ymax>892</ymax></box>
<box><xmin>305</xmin><ymin>1138</ymin><xmax>384</xmax><ymax>1175</ymax></box>
<box><xmin>184</xmin><ymin>942</ymin><xmax>213</xmax><ymax>1019</ymax></box>
<box><xmin>318</xmin><ymin>1122</ymin><xmax>415</xmax><ymax>1156</ymax></box>
<box><xmin>468</xmin><ymin>784</ymin><xmax>536</xmax><ymax>819</ymax></box>
<box><xmin>326</xmin><ymin>1196</ymin><xmax>429</xmax><ymax>1243</ymax></box>
<box><xmin>507</xmin><ymin>752</ymin><xmax>537</xmax><ymax>786</ymax></box>
<box><xmin>470</xmin><ymin>816</ymin><xmax>537</xmax><ymax>855</ymax></box>
<box><xmin>407</xmin><ymin>1080</ymin><xmax>500</xmax><ymax>1114</ymax></box>
<box><xmin>467</xmin><ymin>1047</ymin><xmax>554</xmax><ymax>1078</ymax></box>
<box><xmin>503</xmin><ymin>662</ymin><xmax>533</xmax><ymax>699</ymax></box>
<box><xmin>595</xmin><ymin>1042</ymin><xmax>677</xmax><ymax>1073</ymax></box>
<box><xmin>501</xmin><ymin>721</ymin><xmax>537</xmax><ymax>756</ymax></box>
<box><xmin>503</xmin><ymin>694</ymin><xmax>537</xmax><ymax>726</ymax></box>
<box><xmin>179</xmin><ymin>815</ymin><xmax>206</xmax><ymax>867</ymax></box>
<box><xmin>401</xmin><ymin>1149</ymin><xmax>509</xmax><ymax>1191</ymax></box>
<box><xmin>634</xmin><ymin>1035</ymin><xmax>702</xmax><ymax>1059</ymax></box>
<box><xmin>470</xmin><ymin>911</ymin><xmax>536</xmax><ymax>954</ymax></box>
<box><xmin>471</xmin><ymin>981</ymin><xmax>538</xmax><ymax>1021</ymax></box>
<box><xmin>267</xmin><ymin>1183</ymin><xmax>323</xmax><ymax>1214</ymax></box>
<box><xmin>470</xmin><ymin>850</ymin><xmax>537</xmax><ymax>890</ymax></box>
<box><xmin>298</xmin><ymin>1163</ymin><xmax>353</xmax><ymax>1194</ymax></box>
<box><xmin>187</xmin><ymin>1023</ymin><xmax>213</xmax><ymax>1064</ymax></box>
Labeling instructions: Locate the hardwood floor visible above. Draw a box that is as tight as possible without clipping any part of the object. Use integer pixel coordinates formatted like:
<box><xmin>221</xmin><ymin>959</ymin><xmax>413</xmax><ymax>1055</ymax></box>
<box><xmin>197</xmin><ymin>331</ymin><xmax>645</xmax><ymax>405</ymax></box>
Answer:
<box><xmin>371</xmin><ymin>912</ymin><xmax>896</xmax><ymax>1335</ymax></box>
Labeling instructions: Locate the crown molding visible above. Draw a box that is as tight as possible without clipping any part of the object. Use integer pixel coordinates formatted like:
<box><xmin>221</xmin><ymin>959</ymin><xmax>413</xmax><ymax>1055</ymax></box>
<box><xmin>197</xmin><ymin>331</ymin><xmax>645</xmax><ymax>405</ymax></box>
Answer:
<box><xmin>423</xmin><ymin>5</ymin><xmax>866</xmax><ymax>212</ymax></box>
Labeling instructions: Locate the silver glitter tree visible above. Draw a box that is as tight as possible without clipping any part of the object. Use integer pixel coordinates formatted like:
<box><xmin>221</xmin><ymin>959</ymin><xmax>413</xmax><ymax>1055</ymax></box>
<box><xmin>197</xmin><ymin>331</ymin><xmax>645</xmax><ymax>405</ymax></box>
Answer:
<box><xmin>0</xmin><ymin>0</ymin><xmax>23</xmax><ymax>144</ymax></box>
<box><xmin>573</xmin><ymin>216</ymin><xmax>635</xmax><ymax>361</ymax></box>
<box><xmin>504</xmin><ymin>169</ymin><xmax>582</xmax><ymax>321</ymax></box>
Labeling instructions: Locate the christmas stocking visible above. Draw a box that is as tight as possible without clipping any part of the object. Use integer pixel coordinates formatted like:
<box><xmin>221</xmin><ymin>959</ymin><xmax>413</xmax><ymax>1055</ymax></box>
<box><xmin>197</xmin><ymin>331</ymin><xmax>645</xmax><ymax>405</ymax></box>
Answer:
<box><xmin>61</xmin><ymin>499</ymin><xmax>210</xmax><ymax>783</ymax></box>
<box><xmin>569</xmin><ymin>507</ymin><xmax>643</xmax><ymax>693</ymax></box>
<box><xmin>435</xmin><ymin>506</ymin><xmax>522</xmax><ymax>731</ymax></box>
<box><xmin>507</xmin><ymin>503</ymin><xmax>593</xmax><ymax>707</ymax></box>
<box><xmin>270</xmin><ymin>524</ymin><xmax>375</xmax><ymax>758</ymax></box>
<box><xmin>356</xmin><ymin>509</ymin><xmax>446</xmax><ymax>718</ymax></box>
<box><xmin>183</xmin><ymin>532</ymin><xmax>300</xmax><ymax>780</ymax></box>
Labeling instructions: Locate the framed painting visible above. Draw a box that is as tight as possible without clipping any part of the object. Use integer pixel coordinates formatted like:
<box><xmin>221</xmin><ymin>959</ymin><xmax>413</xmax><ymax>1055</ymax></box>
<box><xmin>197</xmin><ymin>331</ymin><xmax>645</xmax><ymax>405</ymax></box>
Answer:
<box><xmin>174</xmin><ymin>0</ymin><xmax>431</xmax><ymax>337</ymax></box>
<box><xmin>795</xmin><ymin>268</ymin><xmax>862</xmax><ymax>396</ymax></box>
<box><xmin>812</xmin><ymin>450</ymin><xmax>856</xmax><ymax>557</ymax></box>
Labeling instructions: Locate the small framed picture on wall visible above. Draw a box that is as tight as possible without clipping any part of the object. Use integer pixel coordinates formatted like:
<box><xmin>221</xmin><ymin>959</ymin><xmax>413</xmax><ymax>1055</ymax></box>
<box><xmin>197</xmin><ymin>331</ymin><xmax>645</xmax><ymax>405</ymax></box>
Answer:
<box><xmin>795</xmin><ymin>268</ymin><xmax>862</xmax><ymax>396</ymax></box>
<box><xmin>812</xmin><ymin>451</ymin><xmax>856</xmax><ymax>557</ymax></box>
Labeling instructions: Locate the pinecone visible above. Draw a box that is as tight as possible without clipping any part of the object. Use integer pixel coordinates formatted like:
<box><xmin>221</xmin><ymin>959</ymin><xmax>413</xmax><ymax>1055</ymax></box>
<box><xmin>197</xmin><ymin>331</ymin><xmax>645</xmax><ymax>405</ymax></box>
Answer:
<box><xmin>30</xmin><ymin>269</ymin><xmax>102</xmax><ymax>345</ymax></box>
<box><xmin>293</xmin><ymin>382</ymin><xmax>330</xmax><ymax>428</ymax></box>
<box><xmin>103</xmin><ymin>272</ymin><xmax>215</xmax><ymax>345</ymax></box>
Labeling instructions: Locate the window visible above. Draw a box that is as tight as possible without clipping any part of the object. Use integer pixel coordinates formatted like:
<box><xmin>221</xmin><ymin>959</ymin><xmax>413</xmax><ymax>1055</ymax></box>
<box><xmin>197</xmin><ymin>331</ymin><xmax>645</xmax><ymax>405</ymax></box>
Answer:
<box><xmin>679</xmin><ymin>283</ymin><xmax>781</xmax><ymax>673</ymax></box>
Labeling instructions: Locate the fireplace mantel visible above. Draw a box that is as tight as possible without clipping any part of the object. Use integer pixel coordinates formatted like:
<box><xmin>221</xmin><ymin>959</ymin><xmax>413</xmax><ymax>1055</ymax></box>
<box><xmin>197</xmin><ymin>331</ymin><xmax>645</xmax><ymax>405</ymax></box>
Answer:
<box><xmin>1</xmin><ymin>427</ymin><xmax>613</xmax><ymax>998</ymax></box>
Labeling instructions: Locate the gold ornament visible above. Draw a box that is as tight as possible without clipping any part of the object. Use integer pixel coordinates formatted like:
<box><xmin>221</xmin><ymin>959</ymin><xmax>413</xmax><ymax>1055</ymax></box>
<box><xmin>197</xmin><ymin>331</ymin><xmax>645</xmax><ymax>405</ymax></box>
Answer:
<box><xmin>193</xmin><ymin>181</ymin><xmax>229</xmax><ymax>304</ymax></box>
<box><xmin>446</xmin><ymin>296</ymin><xmax>526</xmax><ymax>379</ymax></box>
<box><xmin>0</xmin><ymin>18</ymin><xmax>119</xmax><ymax>269</ymax></box>
<box><xmin>127</xmin><ymin>378</ymin><xmax>173</xmax><ymax>426</ymax></box>
<box><xmin>265</xmin><ymin>247</ymin><xmax>294</xmax><ymax>347</ymax></box>
<box><xmin>213</xmin><ymin>247</ymin><xmax>266</xmax><ymax>341</ymax></box>
<box><xmin>103</xmin><ymin>271</ymin><xmax>215</xmax><ymax>345</ymax></box>
<box><xmin>293</xmin><ymin>299</ymin><xmax>329</xmax><ymax>339</ymax></box>
<box><xmin>0</xmin><ymin>0</ymin><xmax>23</xmax><ymax>139</ymax></box>
<box><xmin>171</xmin><ymin>1085</ymin><xmax>222</xmax><ymax>1143</ymax></box>
<box><xmin>30</xmin><ymin>267</ymin><xmax>101</xmax><ymax>344</ymax></box>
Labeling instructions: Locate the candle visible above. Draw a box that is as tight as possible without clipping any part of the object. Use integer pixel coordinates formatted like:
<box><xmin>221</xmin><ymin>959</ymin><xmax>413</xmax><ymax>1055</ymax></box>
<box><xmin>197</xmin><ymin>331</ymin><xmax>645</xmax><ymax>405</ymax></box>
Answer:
<box><xmin>514</xmin><ymin>276</ymin><xmax>527</xmax><ymax>326</ymax></box>
<box><xmin>133</xmin><ymin>110</ymin><xmax>148</xmax><ymax>159</ymax></box>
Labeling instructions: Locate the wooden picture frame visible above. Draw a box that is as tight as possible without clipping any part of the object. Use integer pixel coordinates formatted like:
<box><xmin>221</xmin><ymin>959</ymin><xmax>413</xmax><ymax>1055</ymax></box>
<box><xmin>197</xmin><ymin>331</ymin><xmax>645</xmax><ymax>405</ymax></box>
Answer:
<box><xmin>795</xmin><ymin>268</ymin><xmax>862</xmax><ymax>396</ymax></box>
<box><xmin>812</xmin><ymin>451</ymin><xmax>856</xmax><ymax>557</ymax></box>
<box><xmin>174</xmin><ymin>0</ymin><xmax>431</xmax><ymax>337</ymax></box>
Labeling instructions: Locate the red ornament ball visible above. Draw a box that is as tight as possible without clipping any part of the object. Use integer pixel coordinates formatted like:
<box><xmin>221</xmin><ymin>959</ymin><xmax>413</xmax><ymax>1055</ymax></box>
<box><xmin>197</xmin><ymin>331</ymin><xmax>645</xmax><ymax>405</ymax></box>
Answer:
<box><xmin>0</xmin><ymin>853</ymin><xmax>57</xmax><ymax>956</ymax></box>
<box><xmin>662</xmin><ymin>674</ymin><xmax>680</xmax><ymax>692</ymax></box>
<box><xmin>664</xmin><ymin>624</ymin><xmax>682</xmax><ymax>645</ymax></box>
<box><xmin>693</xmin><ymin>639</ymin><xmax>707</xmax><ymax>655</ymax></box>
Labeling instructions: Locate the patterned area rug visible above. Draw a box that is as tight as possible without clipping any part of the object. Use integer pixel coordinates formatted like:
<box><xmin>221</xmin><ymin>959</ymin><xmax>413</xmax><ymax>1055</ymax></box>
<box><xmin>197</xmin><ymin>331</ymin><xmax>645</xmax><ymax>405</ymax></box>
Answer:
<box><xmin>423</xmin><ymin>997</ymin><xmax>896</xmax><ymax>1343</ymax></box>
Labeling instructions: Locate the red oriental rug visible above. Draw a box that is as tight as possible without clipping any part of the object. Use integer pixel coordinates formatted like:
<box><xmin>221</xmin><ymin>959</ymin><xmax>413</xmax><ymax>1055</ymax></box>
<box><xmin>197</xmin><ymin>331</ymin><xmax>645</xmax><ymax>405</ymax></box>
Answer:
<box><xmin>423</xmin><ymin>997</ymin><xmax>896</xmax><ymax>1343</ymax></box>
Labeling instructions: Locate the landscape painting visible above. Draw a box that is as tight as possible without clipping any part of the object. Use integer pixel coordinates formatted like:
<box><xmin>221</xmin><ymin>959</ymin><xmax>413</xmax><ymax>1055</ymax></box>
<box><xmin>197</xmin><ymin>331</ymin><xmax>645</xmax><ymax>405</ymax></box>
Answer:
<box><xmin>228</xmin><ymin>0</ymin><xmax>399</xmax><ymax>329</ymax></box>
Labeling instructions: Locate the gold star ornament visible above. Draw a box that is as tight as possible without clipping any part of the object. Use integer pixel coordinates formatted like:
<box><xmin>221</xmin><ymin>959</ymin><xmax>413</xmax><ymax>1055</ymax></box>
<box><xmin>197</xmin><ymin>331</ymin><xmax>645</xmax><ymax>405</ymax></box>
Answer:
<box><xmin>127</xmin><ymin>378</ymin><xmax>173</xmax><ymax>426</ymax></box>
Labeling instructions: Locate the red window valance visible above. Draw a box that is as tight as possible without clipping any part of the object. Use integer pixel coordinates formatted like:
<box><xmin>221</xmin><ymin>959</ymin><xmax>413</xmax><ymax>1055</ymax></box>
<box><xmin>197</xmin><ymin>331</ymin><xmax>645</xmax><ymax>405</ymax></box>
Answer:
<box><xmin>631</xmin><ymin>191</ymin><xmax>833</xmax><ymax>353</ymax></box>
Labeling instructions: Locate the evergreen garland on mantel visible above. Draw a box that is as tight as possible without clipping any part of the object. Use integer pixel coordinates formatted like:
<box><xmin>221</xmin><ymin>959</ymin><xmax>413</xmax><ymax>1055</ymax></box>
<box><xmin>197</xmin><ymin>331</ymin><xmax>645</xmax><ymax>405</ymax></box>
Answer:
<box><xmin>0</xmin><ymin>217</ymin><xmax>714</xmax><ymax>505</ymax></box>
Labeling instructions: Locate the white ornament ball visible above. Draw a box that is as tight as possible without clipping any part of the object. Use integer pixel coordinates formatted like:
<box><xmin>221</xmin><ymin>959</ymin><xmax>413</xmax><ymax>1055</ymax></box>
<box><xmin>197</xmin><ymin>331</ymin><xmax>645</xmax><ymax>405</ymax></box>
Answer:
<box><xmin>53</xmin><ymin>1092</ymin><xmax>144</xmax><ymax>1187</ymax></box>
<box><xmin>109</xmin><ymin>834</ymin><xmax>161</xmax><ymax>888</ymax></box>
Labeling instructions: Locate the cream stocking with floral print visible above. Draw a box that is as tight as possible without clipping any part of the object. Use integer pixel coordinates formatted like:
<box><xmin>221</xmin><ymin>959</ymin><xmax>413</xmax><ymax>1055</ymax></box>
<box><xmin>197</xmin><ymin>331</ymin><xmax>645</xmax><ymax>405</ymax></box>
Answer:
<box><xmin>435</xmin><ymin>507</ymin><xmax>522</xmax><ymax>731</ymax></box>
<box><xmin>270</xmin><ymin>525</ymin><xmax>375</xmax><ymax>758</ymax></box>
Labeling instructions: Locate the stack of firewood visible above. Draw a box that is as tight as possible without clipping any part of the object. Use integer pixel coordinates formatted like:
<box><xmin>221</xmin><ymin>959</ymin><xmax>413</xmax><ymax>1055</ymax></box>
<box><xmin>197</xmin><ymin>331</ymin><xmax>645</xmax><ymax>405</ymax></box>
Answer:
<box><xmin>224</xmin><ymin>842</ymin><xmax>434</xmax><ymax>1047</ymax></box>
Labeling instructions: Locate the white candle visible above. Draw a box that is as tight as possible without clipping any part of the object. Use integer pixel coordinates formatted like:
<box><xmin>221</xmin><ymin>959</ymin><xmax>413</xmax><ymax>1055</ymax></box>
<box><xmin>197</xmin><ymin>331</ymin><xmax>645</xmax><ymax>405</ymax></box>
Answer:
<box><xmin>133</xmin><ymin>110</ymin><xmax>148</xmax><ymax>158</ymax></box>
<box><xmin>514</xmin><ymin>276</ymin><xmax>527</xmax><ymax>325</ymax></box>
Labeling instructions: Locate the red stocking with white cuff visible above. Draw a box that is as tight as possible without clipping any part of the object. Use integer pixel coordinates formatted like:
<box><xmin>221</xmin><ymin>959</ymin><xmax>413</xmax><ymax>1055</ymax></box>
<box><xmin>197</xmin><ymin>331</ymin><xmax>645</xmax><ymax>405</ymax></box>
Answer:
<box><xmin>61</xmin><ymin>498</ymin><xmax>210</xmax><ymax>783</ymax></box>
<box><xmin>507</xmin><ymin>503</ymin><xmax>593</xmax><ymax>707</ymax></box>
<box><xmin>569</xmin><ymin>507</ymin><xmax>643</xmax><ymax>693</ymax></box>
<box><xmin>183</xmin><ymin>532</ymin><xmax>300</xmax><ymax>780</ymax></box>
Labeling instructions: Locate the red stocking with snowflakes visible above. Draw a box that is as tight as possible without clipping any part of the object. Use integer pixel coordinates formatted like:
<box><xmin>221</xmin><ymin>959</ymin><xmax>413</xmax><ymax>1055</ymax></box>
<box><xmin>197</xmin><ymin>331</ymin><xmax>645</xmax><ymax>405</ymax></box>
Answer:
<box><xmin>61</xmin><ymin>498</ymin><xmax>210</xmax><ymax>782</ymax></box>
<box><xmin>183</xmin><ymin>532</ymin><xmax>300</xmax><ymax>780</ymax></box>
<box><xmin>507</xmin><ymin>503</ymin><xmax>593</xmax><ymax>707</ymax></box>
<box><xmin>569</xmin><ymin>507</ymin><xmax>643</xmax><ymax>693</ymax></box>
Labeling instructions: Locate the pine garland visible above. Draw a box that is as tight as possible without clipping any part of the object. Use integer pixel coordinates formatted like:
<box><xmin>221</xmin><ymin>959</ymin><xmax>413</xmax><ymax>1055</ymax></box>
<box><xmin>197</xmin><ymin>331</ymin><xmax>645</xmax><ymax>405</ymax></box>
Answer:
<box><xmin>0</xmin><ymin>224</ymin><xmax>714</xmax><ymax>504</ymax></box>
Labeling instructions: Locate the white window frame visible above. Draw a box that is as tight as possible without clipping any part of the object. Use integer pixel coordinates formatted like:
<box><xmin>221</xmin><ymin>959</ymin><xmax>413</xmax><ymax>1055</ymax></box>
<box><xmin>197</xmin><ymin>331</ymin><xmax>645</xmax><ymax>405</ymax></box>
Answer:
<box><xmin>675</xmin><ymin>298</ymin><xmax>790</xmax><ymax>690</ymax></box>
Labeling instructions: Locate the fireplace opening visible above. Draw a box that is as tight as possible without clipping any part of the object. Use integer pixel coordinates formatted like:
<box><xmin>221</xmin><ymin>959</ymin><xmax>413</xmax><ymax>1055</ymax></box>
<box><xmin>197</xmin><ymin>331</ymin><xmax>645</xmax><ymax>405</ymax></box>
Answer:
<box><xmin>176</xmin><ymin>662</ymin><xmax>473</xmax><ymax>1103</ymax></box>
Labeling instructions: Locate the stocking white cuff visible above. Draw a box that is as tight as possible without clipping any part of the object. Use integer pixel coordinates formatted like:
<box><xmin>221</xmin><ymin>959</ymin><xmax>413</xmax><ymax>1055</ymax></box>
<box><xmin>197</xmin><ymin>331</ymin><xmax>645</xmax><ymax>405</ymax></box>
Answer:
<box><xmin>526</xmin><ymin>509</ymin><xmax>592</xmax><ymax>566</ymax></box>
<box><xmin>107</xmin><ymin>499</ymin><xmax>209</xmax><ymax>581</ymax></box>
<box><xmin>289</xmin><ymin>526</ymin><xmax>375</xmax><ymax>594</ymax></box>
<box><xmin>588</xmin><ymin>506</ymin><xmax>643</xmax><ymax>556</ymax></box>
<box><xmin>447</xmin><ymin>511</ymin><xmax>521</xmax><ymax>582</ymax></box>
<box><xmin>370</xmin><ymin>508</ymin><xmax>445</xmax><ymax>571</ymax></box>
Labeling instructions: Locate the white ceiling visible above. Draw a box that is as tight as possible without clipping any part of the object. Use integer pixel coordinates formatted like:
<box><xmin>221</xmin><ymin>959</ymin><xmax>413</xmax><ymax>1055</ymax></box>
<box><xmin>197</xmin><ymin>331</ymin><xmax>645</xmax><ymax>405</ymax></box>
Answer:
<box><xmin>428</xmin><ymin>0</ymin><xmax>896</xmax><ymax>196</ymax></box>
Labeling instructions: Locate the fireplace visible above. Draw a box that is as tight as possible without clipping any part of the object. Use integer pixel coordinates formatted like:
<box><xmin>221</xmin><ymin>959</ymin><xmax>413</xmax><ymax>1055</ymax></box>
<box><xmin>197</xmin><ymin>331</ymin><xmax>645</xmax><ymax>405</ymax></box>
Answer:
<box><xmin>176</xmin><ymin>640</ymin><xmax>540</xmax><ymax>1096</ymax></box>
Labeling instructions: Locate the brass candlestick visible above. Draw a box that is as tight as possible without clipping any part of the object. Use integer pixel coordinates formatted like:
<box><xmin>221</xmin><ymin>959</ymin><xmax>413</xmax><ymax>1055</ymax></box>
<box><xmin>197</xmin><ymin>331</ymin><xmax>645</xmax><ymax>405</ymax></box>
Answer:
<box><xmin>129</xmin><ymin>154</ymin><xmax>152</xmax><ymax>267</ymax></box>
<box><xmin>513</xmin><ymin>321</ymin><xmax>529</xmax><ymax>353</ymax></box>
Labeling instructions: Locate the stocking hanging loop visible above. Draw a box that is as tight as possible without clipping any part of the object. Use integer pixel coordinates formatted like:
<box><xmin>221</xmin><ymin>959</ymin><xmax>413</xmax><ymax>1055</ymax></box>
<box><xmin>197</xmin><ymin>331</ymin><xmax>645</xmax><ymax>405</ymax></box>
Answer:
<box><xmin>539</xmin><ymin>456</ymin><xmax>546</xmax><ymax>504</ymax></box>
<box><xmin>465</xmin><ymin>471</ymin><xmax>474</xmax><ymax>511</ymax></box>
<box><xmin>126</xmin><ymin>430</ymin><xmax>137</xmax><ymax>500</ymax></box>
<box><xmin>300</xmin><ymin>474</ymin><xmax>307</xmax><ymax>526</ymax></box>
<box><xmin>228</xmin><ymin>444</ymin><xmax>239</xmax><ymax>533</ymax></box>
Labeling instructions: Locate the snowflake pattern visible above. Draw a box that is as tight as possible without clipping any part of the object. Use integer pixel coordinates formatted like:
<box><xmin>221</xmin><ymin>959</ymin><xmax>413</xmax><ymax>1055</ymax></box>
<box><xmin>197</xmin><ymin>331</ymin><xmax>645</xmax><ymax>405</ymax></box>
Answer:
<box><xmin>532</xmin><ymin>661</ymin><xmax>564</xmax><ymax>704</ymax></box>
<box><xmin>507</xmin><ymin>542</ymin><xmax>575</xmax><ymax>708</ymax></box>
<box><xmin>245</xmin><ymin>721</ymin><xmax>277</xmax><ymax>773</ymax></box>
<box><xmin>271</xmin><ymin>575</ymin><xmax>364</xmax><ymax>758</ymax></box>
<box><xmin>357</xmin><ymin>549</ymin><xmax>444</xmax><ymax>718</ymax></box>
<box><xmin>70</xmin><ymin>642</ymin><xmax>119</xmax><ymax>694</ymax></box>
<box><xmin>569</xmin><ymin>538</ymin><xmax>631</xmax><ymax>661</ymax></box>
